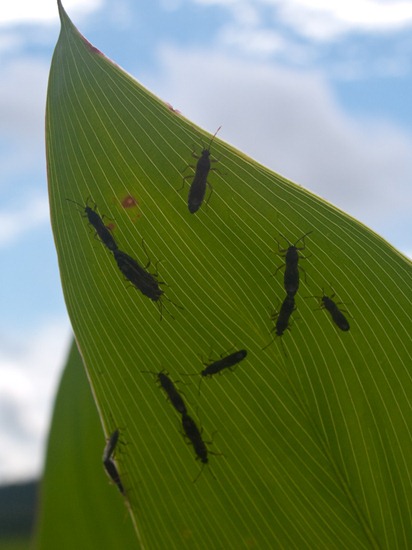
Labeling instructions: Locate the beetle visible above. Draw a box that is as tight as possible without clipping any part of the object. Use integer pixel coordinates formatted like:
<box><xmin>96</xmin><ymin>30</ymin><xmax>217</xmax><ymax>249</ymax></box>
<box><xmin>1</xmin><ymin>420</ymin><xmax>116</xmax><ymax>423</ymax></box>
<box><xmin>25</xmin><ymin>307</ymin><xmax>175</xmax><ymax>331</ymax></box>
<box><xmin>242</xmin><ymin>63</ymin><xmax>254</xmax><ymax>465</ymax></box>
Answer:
<box><xmin>183</xmin><ymin>127</ymin><xmax>221</xmax><ymax>214</ymax></box>
<box><xmin>103</xmin><ymin>458</ymin><xmax>125</xmax><ymax>495</ymax></box>
<box><xmin>113</xmin><ymin>248</ymin><xmax>164</xmax><ymax>302</ymax></box>
<box><xmin>114</xmin><ymin>245</ymin><xmax>183</xmax><ymax>319</ymax></box>
<box><xmin>272</xmin><ymin>294</ymin><xmax>296</xmax><ymax>337</ymax></box>
<box><xmin>67</xmin><ymin>197</ymin><xmax>118</xmax><ymax>252</ymax></box>
<box><xmin>200</xmin><ymin>349</ymin><xmax>247</xmax><ymax>377</ymax></box>
<box><xmin>308</xmin><ymin>290</ymin><xmax>350</xmax><ymax>331</ymax></box>
<box><xmin>181</xmin><ymin>413</ymin><xmax>210</xmax><ymax>482</ymax></box>
<box><xmin>102</xmin><ymin>429</ymin><xmax>125</xmax><ymax>494</ymax></box>
<box><xmin>157</xmin><ymin>372</ymin><xmax>187</xmax><ymax>415</ymax></box>
<box><xmin>181</xmin><ymin>413</ymin><xmax>208</xmax><ymax>465</ymax></box>
<box><xmin>183</xmin><ymin>349</ymin><xmax>247</xmax><ymax>394</ymax></box>
<box><xmin>263</xmin><ymin>295</ymin><xmax>296</xmax><ymax>350</ymax></box>
<box><xmin>102</xmin><ymin>429</ymin><xmax>120</xmax><ymax>463</ymax></box>
<box><xmin>181</xmin><ymin>413</ymin><xmax>221</xmax><ymax>482</ymax></box>
<box><xmin>142</xmin><ymin>370</ymin><xmax>187</xmax><ymax>415</ymax></box>
<box><xmin>274</xmin><ymin>232</ymin><xmax>312</xmax><ymax>297</ymax></box>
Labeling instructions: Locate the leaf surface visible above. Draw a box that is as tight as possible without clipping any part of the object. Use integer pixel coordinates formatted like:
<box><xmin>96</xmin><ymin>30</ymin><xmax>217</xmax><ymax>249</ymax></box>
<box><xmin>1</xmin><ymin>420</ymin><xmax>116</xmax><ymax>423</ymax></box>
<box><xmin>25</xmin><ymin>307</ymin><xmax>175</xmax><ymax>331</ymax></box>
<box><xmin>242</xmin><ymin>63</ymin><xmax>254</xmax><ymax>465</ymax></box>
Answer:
<box><xmin>45</xmin><ymin>2</ymin><xmax>412</xmax><ymax>547</ymax></box>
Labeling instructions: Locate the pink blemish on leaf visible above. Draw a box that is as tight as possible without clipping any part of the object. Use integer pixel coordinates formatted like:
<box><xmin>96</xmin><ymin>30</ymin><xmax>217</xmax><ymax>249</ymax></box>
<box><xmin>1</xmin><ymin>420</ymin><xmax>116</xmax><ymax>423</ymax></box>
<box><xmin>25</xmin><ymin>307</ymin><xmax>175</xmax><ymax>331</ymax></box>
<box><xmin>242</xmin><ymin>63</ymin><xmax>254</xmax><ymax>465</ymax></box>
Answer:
<box><xmin>105</xmin><ymin>222</ymin><xmax>116</xmax><ymax>232</ymax></box>
<box><xmin>121</xmin><ymin>195</ymin><xmax>138</xmax><ymax>209</ymax></box>
<box><xmin>81</xmin><ymin>34</ymin><xmax>103</xmax><ymax>55</ymax></box>
<box><xmin>165</xmin><ymin>103</ymin><xmax>181</xmax><ymax>115</ymax></box>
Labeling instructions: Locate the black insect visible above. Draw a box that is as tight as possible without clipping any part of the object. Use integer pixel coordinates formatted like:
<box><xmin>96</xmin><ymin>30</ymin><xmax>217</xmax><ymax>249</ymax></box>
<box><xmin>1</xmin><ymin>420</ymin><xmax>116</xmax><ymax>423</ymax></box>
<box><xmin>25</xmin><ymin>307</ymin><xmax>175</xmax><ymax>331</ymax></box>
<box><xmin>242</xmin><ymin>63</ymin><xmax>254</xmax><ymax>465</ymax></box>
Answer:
<box><xmin>263</xmin><ymin>295</ymin><xmax>296</xmax><ymax>351</ymax></box>
<box><xmin>183</xmin><ymin>349</ymin><xmax>247</xmax><ymax>394</ymax></box>
<box><xmin>143</xmin><ymin>370</ymin><xmax>187</xmax><ymax>415</ymax></box>
<box><xmin>275</xmin><ymin>232</ymin><xmax>312</xmax><ymax>297</ymax></box>
<box><xmin>114</xmin><ymin>244</ymin><xmax>182</xmax><ymax>319</ymax></box>
<box><xmin>103</xmin><ymin>459</ymin><xmax>125</xmax><ymax>495</ymax></box>
<box><xmin>201</xmin><ymin>349</ymin><xmax>247</xmax><ymax>377</ymax></box>
<box><xmin>158</xmin><ymin>372</ymin><xmax>187</xmax><ymax>414</ymax></box>
<box><xmin>182</xmin><ymin>413</ymin><xmax>208</xmax><ymax>465</ymax></box>
<box><xmin>310</xmin><ymin>291</ymin><xmax>350</xmax><ymax>331</ymax></box>
<box><xmin>102</xmin><ymin>429</ymin><xmax>125</xmax><ymax>495</ymax></box>
<box><xmin>113</xmin><ymin>248</ymin><xmax>164</xmax><ymax>302</ymax></box>
<box><xmin>272</xmin><ymin>295</ymin><xmax>296</xmax><ymax>337</ymax></box>
<box><xmin>181</xmin><ymin>413</ymin><xmax>211</xmax><ymax>482</ymax></box>
<box><xmin>183</xmin><ymin>126</ymin><xmax>221</xmax><ymax>214</ymax></box>
<box><xmin>103</xmin><ymin>428</ymin><xmax>120</xmax><ymax>463</ymax></box>
<box><xmin>67</xmin><ymin>197</ymin><xmax>118</xmax><ymax>252</ymax></box>
<box><xmin>181</xmin><ymin>414</ymin><xmax>221</xmax><ymax>482</ymax></box>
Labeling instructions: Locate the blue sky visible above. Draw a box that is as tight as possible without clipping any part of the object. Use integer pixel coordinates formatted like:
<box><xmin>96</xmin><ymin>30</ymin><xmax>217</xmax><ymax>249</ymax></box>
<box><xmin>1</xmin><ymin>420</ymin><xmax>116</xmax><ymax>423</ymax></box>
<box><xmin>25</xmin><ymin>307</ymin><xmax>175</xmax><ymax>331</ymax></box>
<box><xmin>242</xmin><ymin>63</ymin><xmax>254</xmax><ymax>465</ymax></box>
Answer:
<box><xmin>1</xmin><ymin>0</ymin><xmax>411</xmax><ymax>483</ymax></box>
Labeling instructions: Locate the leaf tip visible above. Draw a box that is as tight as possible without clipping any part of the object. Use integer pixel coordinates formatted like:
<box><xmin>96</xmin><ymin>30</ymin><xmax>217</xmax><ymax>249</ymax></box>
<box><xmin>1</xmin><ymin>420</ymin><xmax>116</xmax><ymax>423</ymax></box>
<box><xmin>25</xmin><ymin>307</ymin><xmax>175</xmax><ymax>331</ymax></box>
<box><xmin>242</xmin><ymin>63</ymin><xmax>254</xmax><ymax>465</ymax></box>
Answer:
<box><xmin>55</xmin><ymin>0</ymin><xmax>104</xmax><ymax>56</ymax></box>
<box><xmin>57</xmin><ymin>0</ymin><xmax>66</xmax><ymax>20</ymax></box>
<box><xmin>57</xmin><ymin>0</ymin><xmax>74</xmax><ymax>31</ymax></box>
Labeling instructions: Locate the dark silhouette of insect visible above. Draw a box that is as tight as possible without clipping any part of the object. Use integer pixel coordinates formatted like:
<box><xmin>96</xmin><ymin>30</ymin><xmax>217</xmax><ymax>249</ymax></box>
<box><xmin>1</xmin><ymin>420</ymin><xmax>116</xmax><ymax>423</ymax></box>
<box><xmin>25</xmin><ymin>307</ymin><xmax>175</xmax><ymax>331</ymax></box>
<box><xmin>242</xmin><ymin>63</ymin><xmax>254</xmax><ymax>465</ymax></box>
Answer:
<box><xmin>263</xmin><ymin>295</ymin><xmax>296</xmax><ymax>351</ymax></box>
<box><xmin>308</xmin><ymin>290</ymin><xmax>350</xmax><ymax>331</ymax></box>
<box><xmin>67</xmin><ymin>197</ymin><xmax>118</xmax><ymax>252</ymax></box>
<box><xmin>102</xmin><ymin>429</ymin><xmax>125</xmax><ymax>495</ymax></box>
<box><xmin>181</xmin><ymin>414</ymin><xmax>221</xmax><ymax>482</ymax></box>
<box><xmin>182</xmin><ymin>349</ymin><xmax>247</xmax><ymax>394</ymax></box>
<box><xmin>273</xmin><ymin>295</ymin><xmax>296</xmax><ymax>336</ymax></box>
<box><xmin>181</xmin><ymin>413</ymin><xmax>212</xmax><ymax>482</ymax></box>
<box><xmin>182</xmin><ymin>413</ymin><xmax>208</xmax><ymax>464</ymax></box>
<box><xmin>274</xmin><ymin>232</ymin><xmax>312</xmax><ymax>297</ymax></box>
<box><xmin>113</xmin><ymin>248</ymin><xmax>164</xmax><ymax>302</ymax></box>
<box><xmin>103</xmin><ymin>459</ymin><xmax>125</xmax><ymax>495</ymax></box>
<box><xmin>113</xmin><ymin>242</ymin><xmax>182</xmax><ymax>319</ymax></box>
<box><xmin>142</xmin><ymin>370</ymin><xmax>187</xmax><ymax>415</ymax></box>
<box><xmin>201</xmin><ymin>349</ymin><xmax>247</xmax><ymax>377</ymax></box>
<box><xmin>183</xmin><ymin>126</ymin><xmax>221</xmax><ymax>214</ymax></box>
<box><xmin>103</xmin><ymin>428</ymin><xmax>120</xmax><ymax>463</ymax></box>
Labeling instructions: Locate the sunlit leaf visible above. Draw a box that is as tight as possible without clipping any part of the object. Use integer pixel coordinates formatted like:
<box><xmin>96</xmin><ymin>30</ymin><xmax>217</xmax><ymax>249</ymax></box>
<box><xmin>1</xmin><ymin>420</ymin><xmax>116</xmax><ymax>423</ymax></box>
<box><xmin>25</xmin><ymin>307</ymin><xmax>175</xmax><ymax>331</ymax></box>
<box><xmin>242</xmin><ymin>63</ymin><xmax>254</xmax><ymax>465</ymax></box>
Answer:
<box><xmin>44</xmin><ymin>1</ymin><xmax>412</xmax><ymax>547</ymax></box>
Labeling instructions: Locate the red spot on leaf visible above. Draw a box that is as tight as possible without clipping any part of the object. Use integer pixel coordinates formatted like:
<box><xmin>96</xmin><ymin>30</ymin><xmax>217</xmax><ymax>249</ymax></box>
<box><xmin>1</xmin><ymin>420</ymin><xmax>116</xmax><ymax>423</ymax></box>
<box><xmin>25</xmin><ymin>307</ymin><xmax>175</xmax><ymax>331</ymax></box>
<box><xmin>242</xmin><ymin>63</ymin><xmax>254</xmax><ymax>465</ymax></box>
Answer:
<box><xmin>121</xmin><ymin>195</ymin><xmax>138</xmax><ymax>208</ymax></box>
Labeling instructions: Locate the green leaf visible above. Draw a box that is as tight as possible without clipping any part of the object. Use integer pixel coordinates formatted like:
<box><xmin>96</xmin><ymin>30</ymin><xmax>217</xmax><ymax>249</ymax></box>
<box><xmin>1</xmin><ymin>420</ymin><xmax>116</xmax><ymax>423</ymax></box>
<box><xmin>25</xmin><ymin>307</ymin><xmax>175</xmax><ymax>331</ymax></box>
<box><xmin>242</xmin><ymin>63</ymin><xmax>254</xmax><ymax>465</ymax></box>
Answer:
<box><xmin>34</xmin><ymin>342</ymin><xmax>137</xmax><ymax>549</ymax></box>
<box><xmin>45</xmin><ymin>1</ymin><xmax>412</xmax><ymax>547</ymax></box>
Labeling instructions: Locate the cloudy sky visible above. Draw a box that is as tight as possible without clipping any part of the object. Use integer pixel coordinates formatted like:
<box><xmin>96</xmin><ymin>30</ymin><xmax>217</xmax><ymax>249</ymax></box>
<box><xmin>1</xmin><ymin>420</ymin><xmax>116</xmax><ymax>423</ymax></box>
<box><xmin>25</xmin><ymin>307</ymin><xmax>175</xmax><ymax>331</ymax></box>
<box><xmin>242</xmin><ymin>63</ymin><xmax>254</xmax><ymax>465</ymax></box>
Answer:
<box><xmin>1</xmin><ymin>0</ymin><xmax>411</xmax><ymax>483</ymax></box>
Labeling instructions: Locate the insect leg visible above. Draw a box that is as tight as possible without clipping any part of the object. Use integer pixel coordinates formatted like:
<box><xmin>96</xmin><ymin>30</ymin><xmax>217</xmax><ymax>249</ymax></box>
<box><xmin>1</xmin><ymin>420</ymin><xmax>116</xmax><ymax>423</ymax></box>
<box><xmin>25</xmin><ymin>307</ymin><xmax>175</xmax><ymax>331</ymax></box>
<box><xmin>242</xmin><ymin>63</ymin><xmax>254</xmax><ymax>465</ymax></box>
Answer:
<box><xmin>204</xmin><ymin>180</ymin><xmax>214</xmax><ymax>207</ymax></box>
<box><xmin>178</xmin><ymin>168</ymin><xmax>196</xmax><ymax>191</ymax></box>
<box><xmin>140</xmin><ymin>239</ymin><xmax>152</xmax><ymax>270</ymax></box>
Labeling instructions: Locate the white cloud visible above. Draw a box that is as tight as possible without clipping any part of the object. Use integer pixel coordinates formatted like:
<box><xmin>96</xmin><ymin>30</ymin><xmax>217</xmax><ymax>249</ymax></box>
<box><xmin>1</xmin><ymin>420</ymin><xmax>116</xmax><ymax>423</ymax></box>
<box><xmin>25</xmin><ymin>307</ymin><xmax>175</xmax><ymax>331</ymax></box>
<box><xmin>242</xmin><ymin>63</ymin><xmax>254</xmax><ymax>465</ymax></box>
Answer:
<box><xmin>0</xmin><ymin>59</ymin><xmax>48</xmax><ymax>141</ymax></box>
<box><xmin>0</xmin><ymin>320</ymin><xmax>71</xmax><ymax>482</ymax></box>
<box><xmin>0</xmin><ymin>195</ymin><xmax>50</xmax><ymax>248</ymax></box>
<box><xmin>0</xmin><ymin>58</ymin><xmax>49</xmax><ymax>187</ymax></box>
<box><xmin>179</xmin><ymin>0</ymin><xmax>412</xmax><ymax>80</ymax></box>
<box><xmin>0</xmin><ymin>32</ymin><xmax>22</xmax><ymax>55</ymax></box>
<box><xmin>277</xmin><ymin>0</ymin><xmax>412</xmax><ymax>39</ymax></box>
<box><xmin>151</xmin><ymin>48</ymin><xmax>412</xmax><ymax>243</ymax></box>
<box><xmin>221</xmin><ymin>26</ymin><xmax>287</xmax><ymax>56</ymax></box>
<box><xmin>193</xmin><ymin>0</ymin><xmax>412</xmax><ymax>36</ymax></box>
<box><xmin>0</xmin><ymin>0</ymin><xmax>103</xmax><ymax>26</ymax></box>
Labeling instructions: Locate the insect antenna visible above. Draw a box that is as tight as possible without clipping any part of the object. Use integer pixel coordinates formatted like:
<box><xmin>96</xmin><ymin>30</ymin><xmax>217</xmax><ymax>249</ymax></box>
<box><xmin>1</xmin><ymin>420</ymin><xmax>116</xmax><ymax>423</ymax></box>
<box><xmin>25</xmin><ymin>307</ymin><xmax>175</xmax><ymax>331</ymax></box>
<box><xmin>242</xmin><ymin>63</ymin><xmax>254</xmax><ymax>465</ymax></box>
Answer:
<box><xmin>278</xmin><ymin>230</ymin><xmax>313</xmax><ymax>248</ymax></box>
<box><xmin>192</xmin><ymin>463</ymin><xmax>207</xmax><ymax>483</ymax></box>
<box><xmin>206</xmin><ymin>126</ymin><xmax>222</xmax><ymax>149</ymax></box>
<box><xmin>65</xmin><ymin>197</ymin><xmax>84</xmax><ymax>212</ymax></box>
<box><xmin>180</xmin><ymin>371</ymin><xmax>203</xmax><ymax>396</ymax></box>
<box><xmin>261</xmin><ymin>335</ymin><xmax>287</xmax><ymax>356</ymax></box>
<box><xmin>156</xmin><ymin>293</ymin><xmax>184</xmax><ymax>321</ymax></box>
